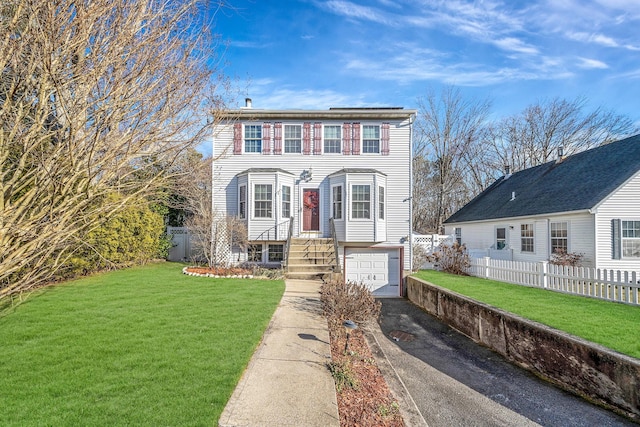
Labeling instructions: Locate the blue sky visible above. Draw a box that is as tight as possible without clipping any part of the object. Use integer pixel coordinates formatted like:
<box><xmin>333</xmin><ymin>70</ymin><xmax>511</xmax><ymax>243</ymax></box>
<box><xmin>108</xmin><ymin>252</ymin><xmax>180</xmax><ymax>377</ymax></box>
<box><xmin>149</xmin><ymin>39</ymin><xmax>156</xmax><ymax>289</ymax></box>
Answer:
<box><xmin>213</xmin><ymin>0</ymin><xmax>640</xmax><ymax>124</ymax></box>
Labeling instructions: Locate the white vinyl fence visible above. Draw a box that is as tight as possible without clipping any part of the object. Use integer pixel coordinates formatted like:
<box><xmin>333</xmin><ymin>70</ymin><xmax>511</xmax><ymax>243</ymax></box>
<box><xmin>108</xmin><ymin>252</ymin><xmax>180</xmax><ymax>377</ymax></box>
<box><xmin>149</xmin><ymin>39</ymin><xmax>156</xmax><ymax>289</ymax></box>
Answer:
<box><xmin>413</xmin><ymin>233</ymin><xmax>453</xmax><ymax>253</ymax></box>
<box><xmin>469</xmin><ymin>257</ymin><xmax>640</xmax><ymax>305</ymax></box>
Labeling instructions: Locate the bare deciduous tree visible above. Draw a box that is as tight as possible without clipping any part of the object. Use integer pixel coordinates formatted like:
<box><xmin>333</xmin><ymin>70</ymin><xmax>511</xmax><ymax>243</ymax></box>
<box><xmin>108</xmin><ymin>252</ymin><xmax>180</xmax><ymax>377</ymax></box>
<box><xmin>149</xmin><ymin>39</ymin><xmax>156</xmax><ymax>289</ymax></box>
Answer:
<box><xmin>487</xmin><ymin>97</ymin><xmax>637</xmax><ymax>173</ymax></box>
<box><xmin>414</xmin><ymin>87</ymin><xmax>491</xmax><ymax>233</ymax></box>
<box><xmin>0</xmin><ymin>0</ymin><xmax>228</xmax><ymax>300</ymax></box>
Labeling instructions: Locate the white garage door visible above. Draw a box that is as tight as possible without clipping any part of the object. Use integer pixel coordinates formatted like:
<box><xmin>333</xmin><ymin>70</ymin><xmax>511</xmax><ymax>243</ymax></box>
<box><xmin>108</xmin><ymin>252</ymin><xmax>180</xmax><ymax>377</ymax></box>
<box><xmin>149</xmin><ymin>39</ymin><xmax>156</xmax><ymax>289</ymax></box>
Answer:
<box><xmin>344</xmin><ymin>248</ymin><xmax>401</xmax><ymax>297</ymax></box>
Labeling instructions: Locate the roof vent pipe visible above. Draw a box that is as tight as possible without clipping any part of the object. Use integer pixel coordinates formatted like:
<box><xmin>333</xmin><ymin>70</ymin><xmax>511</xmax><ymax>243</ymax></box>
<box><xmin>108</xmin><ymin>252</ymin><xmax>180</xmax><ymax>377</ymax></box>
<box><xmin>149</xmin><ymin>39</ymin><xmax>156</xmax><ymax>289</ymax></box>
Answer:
<box><xmin>510</xmin><ymin>191</ymin><xmax>516</xmax><ymax>201</ymax></box>
<box><xmin>556</xmin><ymin>146</ymin><xmax>564</xmax><ymax>163</ymax></box>
<box><xmin>505</xmin><ymin>165</ymin><xmax>511</xmax><ymax>176</ymax></box>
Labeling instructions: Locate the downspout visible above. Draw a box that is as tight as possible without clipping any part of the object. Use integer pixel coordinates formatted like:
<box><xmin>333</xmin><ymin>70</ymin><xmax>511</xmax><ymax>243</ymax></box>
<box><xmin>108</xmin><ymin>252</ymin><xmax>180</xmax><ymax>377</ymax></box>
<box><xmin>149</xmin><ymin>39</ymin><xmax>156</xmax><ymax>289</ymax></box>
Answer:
<box><xmin>408</xmin><ymin>113</ymin><xmax>415</xmax><ymax>273</ymax></box>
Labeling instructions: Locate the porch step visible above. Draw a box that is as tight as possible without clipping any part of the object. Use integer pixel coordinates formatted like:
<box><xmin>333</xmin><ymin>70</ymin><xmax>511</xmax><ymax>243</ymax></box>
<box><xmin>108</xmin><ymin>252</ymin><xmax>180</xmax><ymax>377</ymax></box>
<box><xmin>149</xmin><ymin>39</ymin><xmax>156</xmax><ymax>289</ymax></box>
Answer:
<box><xmin>285</xmin><ymin>237</ymin><xmax>339</xmax><ymax>280</ymax></box>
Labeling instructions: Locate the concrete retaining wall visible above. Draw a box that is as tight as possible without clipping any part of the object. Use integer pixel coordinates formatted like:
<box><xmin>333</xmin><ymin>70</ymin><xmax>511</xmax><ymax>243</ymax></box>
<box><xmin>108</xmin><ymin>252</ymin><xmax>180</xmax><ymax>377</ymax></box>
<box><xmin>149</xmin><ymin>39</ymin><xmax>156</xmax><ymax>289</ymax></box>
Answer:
<box><xmin>407</xmin><ymin>276</ymin><xmax>640</xmax><ymax>420</ymax></box>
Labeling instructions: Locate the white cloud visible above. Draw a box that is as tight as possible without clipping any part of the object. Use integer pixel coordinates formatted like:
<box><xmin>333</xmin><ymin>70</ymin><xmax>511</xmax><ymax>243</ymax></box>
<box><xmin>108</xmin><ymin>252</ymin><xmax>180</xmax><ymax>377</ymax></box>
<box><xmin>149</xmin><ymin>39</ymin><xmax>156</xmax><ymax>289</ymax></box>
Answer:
<box><xmin>493</xmin><ymin>37</ymin><xmax>539</xmax><ymax>55</ymax></box>
<box><xmin>576</xmin><ymin>57</ymin><xmax>609</xmax><ymax>69</ymax></box>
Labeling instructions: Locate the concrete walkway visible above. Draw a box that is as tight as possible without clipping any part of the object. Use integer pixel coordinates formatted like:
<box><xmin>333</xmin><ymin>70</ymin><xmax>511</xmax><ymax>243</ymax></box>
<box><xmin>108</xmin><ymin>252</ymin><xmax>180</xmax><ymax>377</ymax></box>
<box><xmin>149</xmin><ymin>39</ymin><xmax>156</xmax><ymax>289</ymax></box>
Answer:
<box><xmin>218</xmin><ymin>279</ymin><xmax>339</xmax><ymax>427</ymax></box>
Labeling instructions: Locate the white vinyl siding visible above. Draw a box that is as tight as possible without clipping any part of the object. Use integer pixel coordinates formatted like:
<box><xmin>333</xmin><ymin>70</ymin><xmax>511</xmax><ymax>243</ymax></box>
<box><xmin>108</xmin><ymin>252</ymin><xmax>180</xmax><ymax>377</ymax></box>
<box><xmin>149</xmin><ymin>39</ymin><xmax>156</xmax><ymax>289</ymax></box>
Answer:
<box><xmin>213</xmin><ymin>114</ymin><xmax>414</xmax><ymax>271</ymax></box>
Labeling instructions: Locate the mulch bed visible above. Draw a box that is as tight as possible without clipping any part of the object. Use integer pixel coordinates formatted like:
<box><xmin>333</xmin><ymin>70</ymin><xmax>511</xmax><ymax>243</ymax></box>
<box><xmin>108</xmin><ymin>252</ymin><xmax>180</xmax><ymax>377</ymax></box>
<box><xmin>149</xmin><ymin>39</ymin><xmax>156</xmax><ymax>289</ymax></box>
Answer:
<box><xmin>184</xmin><ymin>266</ymin><xmax>253</xmax><ymax>276</ymax></box>
<box><xmin>328</xmin><ymin>322</ymin><xmax>404</xmax><ymax>426</ymax></box>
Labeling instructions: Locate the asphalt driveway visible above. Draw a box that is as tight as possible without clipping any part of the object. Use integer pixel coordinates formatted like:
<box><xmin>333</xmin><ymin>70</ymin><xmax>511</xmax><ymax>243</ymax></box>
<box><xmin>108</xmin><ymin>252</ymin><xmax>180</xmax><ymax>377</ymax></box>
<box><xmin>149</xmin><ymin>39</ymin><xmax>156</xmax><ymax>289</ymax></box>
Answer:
<box><xmin>367</xmin><ymin>298</ymin><xmax>637</xmax><ymax>427</ymax></box>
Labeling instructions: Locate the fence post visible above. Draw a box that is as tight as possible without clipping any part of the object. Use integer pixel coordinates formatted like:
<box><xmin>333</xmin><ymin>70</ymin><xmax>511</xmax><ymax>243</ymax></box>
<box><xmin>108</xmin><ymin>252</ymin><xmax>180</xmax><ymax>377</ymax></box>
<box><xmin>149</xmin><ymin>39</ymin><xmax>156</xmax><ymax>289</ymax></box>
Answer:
<box><xmin>540</xmin><ymin>261</ymin><xmax>548</xmax><ymax>288</ymax></box>
<box><xmin>483</xmin><ymin>257</ymin><xmax>490</xmax><ymax>279</ymax></box>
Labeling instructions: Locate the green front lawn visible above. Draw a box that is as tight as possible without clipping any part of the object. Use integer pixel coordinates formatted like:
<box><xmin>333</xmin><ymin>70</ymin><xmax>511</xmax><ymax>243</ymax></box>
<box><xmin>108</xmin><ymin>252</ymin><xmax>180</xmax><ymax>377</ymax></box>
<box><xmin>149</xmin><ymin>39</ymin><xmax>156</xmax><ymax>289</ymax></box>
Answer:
<box><xmin>413</xmin><ymin>270</ymin><xmax>640</xmax><ymax>359</ymax></box>
<box><xmin>0</xmin><ymin>263</ymin><xmax>285</xmax><ymax>426</ymax></box>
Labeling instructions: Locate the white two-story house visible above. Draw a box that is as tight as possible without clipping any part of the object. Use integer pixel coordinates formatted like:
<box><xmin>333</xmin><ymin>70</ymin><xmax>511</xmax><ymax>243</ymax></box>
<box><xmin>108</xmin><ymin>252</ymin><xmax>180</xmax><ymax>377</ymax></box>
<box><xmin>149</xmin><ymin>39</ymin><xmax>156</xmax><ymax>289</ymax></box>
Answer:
<box><xmin>211</xmin><ymin>100</ymin><xmax>416</xmax><ymax>296</ymax></box>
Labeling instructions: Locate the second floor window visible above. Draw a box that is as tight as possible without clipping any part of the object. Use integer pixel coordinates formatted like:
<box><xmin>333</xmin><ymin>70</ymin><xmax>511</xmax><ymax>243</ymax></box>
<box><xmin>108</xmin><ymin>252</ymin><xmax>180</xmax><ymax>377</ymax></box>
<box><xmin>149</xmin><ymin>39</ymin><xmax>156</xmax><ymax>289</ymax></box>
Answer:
<box><xmin>352</xmin><ymin>185</ymin><xmax>370</xmax><ymax>219</ymax></box>
<box><xmin>284</xmin><ymin>125</ymin><xmax>301</xmax><ymax>153</ymax></box>
<box><xmin>521</xmin><ymin>224</ymin><xmax>534</xmax><ymax>252</ymax></box>
<box><xmin>324</xmin><ymin>125</ymin><xmax>341</xmax><ymax>153</ymax></box>
<box><xmin>254</xmin><ymin>184</ymin><xmax>272</xmax><ymax>218</ymax></box>
<box><xmin>362</xmin><ymin>125</ymin><xmax>380</xmax><ymax>153</ymax></box>
<box><xmin>245</xmin><ymin>125</ymin><xmax>262</xmax><ymax>153</ymax></box>
<box><xmin>550</xmin><ymin>222</ymin><xmax>568</xmax><ymax>253</ymax></box>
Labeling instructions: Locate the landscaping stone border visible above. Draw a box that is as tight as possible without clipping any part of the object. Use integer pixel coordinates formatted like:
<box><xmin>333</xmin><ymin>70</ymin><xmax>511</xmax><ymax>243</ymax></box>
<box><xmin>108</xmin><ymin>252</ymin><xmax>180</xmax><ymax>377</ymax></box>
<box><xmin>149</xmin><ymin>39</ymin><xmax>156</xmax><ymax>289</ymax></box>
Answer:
<box><xmin>407</xmin><ymin>276</ymin><xmax>640</xmax><ymax>421</ymax></box>
<box><xmin>181</xmin><ymin>266</ymin><xmax>254</xmax><ymax>279</ymax></box>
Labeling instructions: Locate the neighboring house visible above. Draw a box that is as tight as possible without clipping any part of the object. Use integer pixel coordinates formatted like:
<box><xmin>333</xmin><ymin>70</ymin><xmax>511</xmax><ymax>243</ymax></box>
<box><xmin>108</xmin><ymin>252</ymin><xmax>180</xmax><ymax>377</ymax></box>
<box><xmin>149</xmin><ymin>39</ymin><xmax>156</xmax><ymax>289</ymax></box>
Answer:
<box><xmin>444</xmin><ymin>134</ymin><xmax>640</xmax><ymax>272</ymax></box>
<box><xmin>211</xmin><ymin>100</ymin><xmax>416</xmax><ymax>296</ymax></box>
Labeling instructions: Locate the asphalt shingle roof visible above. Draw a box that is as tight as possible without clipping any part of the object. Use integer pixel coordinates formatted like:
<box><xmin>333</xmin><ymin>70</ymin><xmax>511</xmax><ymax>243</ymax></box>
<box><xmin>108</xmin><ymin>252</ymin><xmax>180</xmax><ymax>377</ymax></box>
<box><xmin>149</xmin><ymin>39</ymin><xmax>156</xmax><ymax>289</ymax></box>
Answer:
<box><xmin>445</xmin><ymin>134</ymin><xmax>640</xmax><ymax>224</ymax></box>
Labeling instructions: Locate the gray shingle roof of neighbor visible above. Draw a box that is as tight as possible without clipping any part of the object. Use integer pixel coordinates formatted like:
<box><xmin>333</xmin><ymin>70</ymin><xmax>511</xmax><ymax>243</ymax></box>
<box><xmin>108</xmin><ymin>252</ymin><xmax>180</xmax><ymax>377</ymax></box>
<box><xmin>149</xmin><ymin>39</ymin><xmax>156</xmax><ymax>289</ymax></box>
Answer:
<box><xmin>444</xmin><ymin>134</ymin><xmax>640</xmax><ymax>224</ymax></box>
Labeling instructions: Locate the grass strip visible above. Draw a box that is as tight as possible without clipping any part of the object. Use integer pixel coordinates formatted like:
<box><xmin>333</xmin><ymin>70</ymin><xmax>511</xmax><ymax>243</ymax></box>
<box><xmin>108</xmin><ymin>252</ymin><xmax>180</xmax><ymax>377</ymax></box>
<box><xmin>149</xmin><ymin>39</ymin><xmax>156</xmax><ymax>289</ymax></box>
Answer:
<box><xmin>0</xmin><ymin>262</ymin><xmax>285</xmax><ymax>426</ymax></box>
<box><xmin>413</xmin><ymin>270</ymin><xmax>640</xmax><ymax>359</ymax></box>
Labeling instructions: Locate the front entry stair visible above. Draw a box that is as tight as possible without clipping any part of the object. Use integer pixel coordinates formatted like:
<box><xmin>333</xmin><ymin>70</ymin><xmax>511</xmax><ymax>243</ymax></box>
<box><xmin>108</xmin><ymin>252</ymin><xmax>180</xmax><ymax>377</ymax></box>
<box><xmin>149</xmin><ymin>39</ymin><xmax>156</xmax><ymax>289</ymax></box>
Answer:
<box><xmin>285</xmin><ymin>237</ymin><xmax>340</xmax><ymax>281</ymax></box>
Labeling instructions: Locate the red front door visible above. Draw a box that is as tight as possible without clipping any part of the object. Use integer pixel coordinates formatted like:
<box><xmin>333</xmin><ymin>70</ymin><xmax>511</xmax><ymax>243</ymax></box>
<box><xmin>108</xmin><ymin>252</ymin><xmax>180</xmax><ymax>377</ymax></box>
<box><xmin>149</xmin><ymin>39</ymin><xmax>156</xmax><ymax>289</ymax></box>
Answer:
<box><xmin>303</xmin><ymin>189</ymin><xmax>320</xmax><ymax>231</ymax></box>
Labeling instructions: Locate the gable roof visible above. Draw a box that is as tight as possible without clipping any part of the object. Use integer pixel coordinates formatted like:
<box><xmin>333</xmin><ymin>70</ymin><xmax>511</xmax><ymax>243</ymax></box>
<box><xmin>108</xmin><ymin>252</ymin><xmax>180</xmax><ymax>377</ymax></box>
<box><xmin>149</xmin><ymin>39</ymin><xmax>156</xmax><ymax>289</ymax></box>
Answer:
<box><xmin>445</xmin><ymin>134</ymin><xmax>640</xmax><ymax>224</ymax></box>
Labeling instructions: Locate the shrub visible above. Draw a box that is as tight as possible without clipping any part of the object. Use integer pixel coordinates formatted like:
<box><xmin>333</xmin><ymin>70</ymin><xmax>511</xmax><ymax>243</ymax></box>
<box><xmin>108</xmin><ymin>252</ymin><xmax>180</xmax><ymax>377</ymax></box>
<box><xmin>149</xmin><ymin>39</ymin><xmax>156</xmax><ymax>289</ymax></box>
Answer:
<box><xmin>549</xmin><ymin>249</ymin><xmax>584</xmax><ymax>267</ymax></box>
<box><xmin>320</xmin><ymin>279</ymin><xmax>381</xmax><ymax>325</ymax></box>
<box><xmin>429</xmin><ymin>242</ymin><xmax>470</xmax><ymax>275</ymax></box>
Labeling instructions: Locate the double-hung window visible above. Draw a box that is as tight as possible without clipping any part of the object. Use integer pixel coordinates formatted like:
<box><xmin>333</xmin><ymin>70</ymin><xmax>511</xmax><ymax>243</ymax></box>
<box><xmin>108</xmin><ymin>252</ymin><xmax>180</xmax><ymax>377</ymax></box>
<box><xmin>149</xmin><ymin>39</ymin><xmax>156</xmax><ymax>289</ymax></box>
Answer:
<box><xmin>239</xmin><ymin>185</ymin><xmax>246</xmax><ymax>219</ymax></box>
<box><xmin>521</xmin><ymin>224</ymin><xmax>534</xmax><ymax>253</ymax></box>
<box><xmin>378</xmin><ymin>186</ymin><xmax>385</xmax><ymax>219</ymax></box>
<box><xmin>324</xmin><ymin>125</ymin><xmax>341</xmax><ymax>153</ymax></box>
<box><xmin>332</xmin><ymin>185</ymin><xmax>343</xmax><ymax>220</ymax></box>
<box><xmin>362</xmin><ymin>125</ymin><xmax>380</xmax><ymax>153</ymax></box>
<box><xmin>248</xmin><ymin>244</ymin><xmax>263</xmax><ymax>262</ymax></box>
<box><xmin>622</xmin><ymin>220</ymin><xmax>640</xmax><ymax>257</ymax></box>
<box><xmin>550</xmin><ymin>222</ymin><xmax>568</xmax><ymax>254</ymax></box>
<box><xmin>254</xmin><ymin>184</ymin><xmax>272</xmax><ymax>218</ymax></box>
<box><xmin>284</xmin><ymin>125</ymin><xmax>301</xmax><ymax>153</ymax></box>
<box><xmin>496</xmin><ymin>227</ymin><xmax>506</xmax><ymax>250</ymax></box>
<box><xmin>245</xmin><ymin>125</ymin><xmax>262</xmax><ymax>153</ymax></box>
<box><xmin>282</xmin><ymin>186</ymin><xmax>291</xmax><ymax>219</ymax></box>
<box><xmin>268</xmin><ymin>244</ymin><xmax>284</xmax><ymax>262</ymax></box>
<box><xmin>352</xmin><ymin>185</ymin><xmax>370</xmax><ymax>219</ymax></box>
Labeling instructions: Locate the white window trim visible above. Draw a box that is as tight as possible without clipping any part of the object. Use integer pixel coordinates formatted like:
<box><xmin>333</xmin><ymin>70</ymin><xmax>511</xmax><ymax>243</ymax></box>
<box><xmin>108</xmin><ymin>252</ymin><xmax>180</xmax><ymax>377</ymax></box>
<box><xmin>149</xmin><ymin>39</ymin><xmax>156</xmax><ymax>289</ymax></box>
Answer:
<box><xmin>621</xmin><ymin>219</ymin><xmax>640</xmax><ymax>258</ymax></box>
<box><xmin>323</xmin><ymin>124</ymin><xmax>342</xmax><ymax>154</ymax></box>
<box><xmin>495</xmin><ymin>226</ymin><xmax>507</xmax><ymax>250</ymax></box>
<box><xmin>331</xmin><ymin>184</ymin><xmax>344</xmax><ymax>221</ymax></box>
<box><xmin>244</xmin><ymin>124</ymin><xmax>262</xmax><ymax>153</ymax></box>
<box><xmin>253</xmin><ymin>183</ymin><xmax>273</xmax><ymax>219</ymax></box>
<box><xmin>238</xmin><ymin>184</ymin><xmax>247</xmax><ymax>220</ymax></box>
<box><xmin>520</xmin><ymin>223</ymin><xmax>535</xmax><ymax>253</ymax></box>
<box><xmin>362</xmin><ymin>124</ymin><xmax>381</xmax><ymax>154</ymax></box>
<box><xmin>350</xmin><ymin>184</ymin><xmax>371</xmax><ymax>220</ymax></box>
<box><xmin>550</xmin><ymin>221</ymin><xmax>569</xmax><ymax>254</ymax></box>
<box><xmin>284</xmin><ymin>124</ymin><xmax>302</xmax><ymax>154</ymax></box>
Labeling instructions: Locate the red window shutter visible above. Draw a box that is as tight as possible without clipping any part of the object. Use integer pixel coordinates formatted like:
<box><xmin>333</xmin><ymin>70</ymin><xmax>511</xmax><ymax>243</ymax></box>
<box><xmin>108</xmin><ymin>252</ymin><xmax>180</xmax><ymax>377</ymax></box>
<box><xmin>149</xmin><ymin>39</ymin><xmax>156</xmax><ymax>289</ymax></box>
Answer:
<box><xmin>262</xmin><ymin>123</ymin><xmax>271</xmax><ymax>154</ymax></box>
<box><xmin>381</xmin><ymin>123</ymin><xmax>390</xmax><ymax>155</ymax></box>
<box><xmin>274</xmin><ymin>122</ymin><xmax>282</xmax><ymax>154</ymax></box>
<box><xmin>303</xmin><ymin>122</ymin><xmax>311</xmax><ymax>155</ymax></box>
<box><xmin>352</xmin><ymin>122</ymin><xmax>360</xmax><ymax>155</ymax></box>
<box><xmin>342</xmin><ymin>123</ymin><xmax>351</xmax><ymax>155</ymax></box>
<box><xmin>233</xmin><ymin>122</ymin><xmax>242</xmax><ymax>154</ymax></box>
<box><xmin>313</xmin><ymin>122</ymin><xmax>322</xmax><ymax>154</ymax></box>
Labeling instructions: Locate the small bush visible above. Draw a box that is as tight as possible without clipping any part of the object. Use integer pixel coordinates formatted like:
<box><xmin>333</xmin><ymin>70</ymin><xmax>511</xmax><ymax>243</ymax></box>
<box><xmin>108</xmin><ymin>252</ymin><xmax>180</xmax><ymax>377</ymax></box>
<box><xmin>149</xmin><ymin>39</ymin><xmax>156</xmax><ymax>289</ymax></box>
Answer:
<box><xmin>549</xmin><ymin>249</ymin><xmax>584</xmax><ymax>267</ymax></box>
<box><xmin>327</xmin><ymin>360</ymin><xmax>358</xmax><ymax>392</ymax></box>
<box><xmin>320</xmin><ymin>279</ymin><xmax>381</xmax><ymax>325</ymax></box>
<box><xmin>412</xmin><ymin>244</ymin><xmax>430</xmax><ymax>271</ymax></box>
<box><xmin>428</xmin><ymin>242</ymin><xmax>470</xmax><ymax>275</ymax></box>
